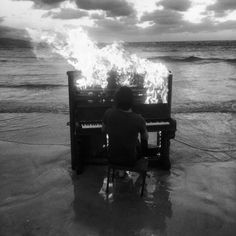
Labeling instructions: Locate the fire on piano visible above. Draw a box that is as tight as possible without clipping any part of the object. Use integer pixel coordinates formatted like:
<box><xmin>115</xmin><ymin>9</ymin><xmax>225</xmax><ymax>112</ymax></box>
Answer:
<box><xmin>67</xmin><ymin>70</ymin><xmax>177</xmax><ymax>174</ymax></box>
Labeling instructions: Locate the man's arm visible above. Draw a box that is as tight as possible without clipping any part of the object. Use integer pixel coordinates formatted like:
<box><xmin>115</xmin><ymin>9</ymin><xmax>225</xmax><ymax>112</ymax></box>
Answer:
<box><xmin>102</xmin><ymin>108</ymin><xmax>112</xmax><ymax>134</ymax></box>
<box><xmin>140</xmin><ymin>117</ymin><xmax>149</xmax><ymax>155</ymax></box>
<box><xmin>139</xmin><ymin>115</ymin><xmax>148</xmax><ymax>141</ymax></box>
<box><xmin>140</xmin><ymin>128</ymin><xmax>148</xmax><ymax>153</ymax></box>
<box><xmin>140</xmin><ymin>127</ymin><xmax>148</xmax><ymax>141</ymax></box>
<box><xmin>102</xmin><ymin>122</ymin><xmax>107</xmax><ymax>133</ymax></box>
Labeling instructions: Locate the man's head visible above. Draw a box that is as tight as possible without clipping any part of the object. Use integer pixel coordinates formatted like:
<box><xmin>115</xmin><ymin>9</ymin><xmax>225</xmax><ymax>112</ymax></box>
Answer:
<box><xmin>115</xmin><ymin>86</ymin><xmax>133</xmax><ymax>111</ymax></box>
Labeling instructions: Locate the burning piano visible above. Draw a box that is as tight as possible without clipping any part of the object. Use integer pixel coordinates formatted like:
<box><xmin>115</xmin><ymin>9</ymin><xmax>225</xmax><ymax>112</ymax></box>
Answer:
<box><xmin>67</xmin><ymin>68</ymin><xmax>176</xmax><ymax>174</ymax></box>
<box><xmin>28</xmin><ymin>27</ymin><xmax>176</xmax><ymax>173</ymax></box>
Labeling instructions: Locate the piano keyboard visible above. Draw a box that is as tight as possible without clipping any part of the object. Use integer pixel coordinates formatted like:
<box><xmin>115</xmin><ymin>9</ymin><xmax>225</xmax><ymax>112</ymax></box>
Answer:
<box><xmin>146</xmin><ymin>121</ymin><xmax>170</xmax><ymax>126</ymax></box>
<box><xmin>80</xmin><ymin>121</ymin><xmax>170</xmax><ymax>129</ymax></box>
<box><xmin>81</xmin><ymin>123</ymin><xmax>102</xmax><ymax>129</ymax></box>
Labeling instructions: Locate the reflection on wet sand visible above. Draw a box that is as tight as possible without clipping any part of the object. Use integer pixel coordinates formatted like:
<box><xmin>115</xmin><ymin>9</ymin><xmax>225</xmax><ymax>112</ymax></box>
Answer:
<box><xmin>0</xmin><ymin>113</ymin><xmax>236</xmax><ymax>235</ymax></box>
<box><xmin>72</xmin><ymin>167</ymin><xmax>172</xmax><ymax>235</ymax></box>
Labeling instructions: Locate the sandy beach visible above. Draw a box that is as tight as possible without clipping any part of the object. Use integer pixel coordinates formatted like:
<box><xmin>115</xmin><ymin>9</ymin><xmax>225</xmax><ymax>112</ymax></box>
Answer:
<box><xmin>0</xmin><ymin>112</ymin><xmax>235</xmax><ymax>236</ymax></box>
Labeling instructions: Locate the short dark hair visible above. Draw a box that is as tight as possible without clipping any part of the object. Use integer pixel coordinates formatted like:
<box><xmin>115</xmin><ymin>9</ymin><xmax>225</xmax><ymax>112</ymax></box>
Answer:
<box><xmin>115</xmin><ymin>86</ymin><xmax>133</xmax><ymax>110</ymax></box>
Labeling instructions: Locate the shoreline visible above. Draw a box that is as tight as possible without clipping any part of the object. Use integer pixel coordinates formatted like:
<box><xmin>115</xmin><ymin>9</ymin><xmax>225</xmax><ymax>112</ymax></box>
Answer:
<box><xmin>0</xmin><ymin>104</ymin><xmax>235</xmax><ymax>114</ymax></box>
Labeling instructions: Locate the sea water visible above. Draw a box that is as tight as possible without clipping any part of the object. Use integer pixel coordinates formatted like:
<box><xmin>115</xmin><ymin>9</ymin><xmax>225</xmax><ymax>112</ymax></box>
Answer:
<box><xmin>0</xmin><ymin>40</ymin><xmax>235</xmax><ymax>113</ymax></box>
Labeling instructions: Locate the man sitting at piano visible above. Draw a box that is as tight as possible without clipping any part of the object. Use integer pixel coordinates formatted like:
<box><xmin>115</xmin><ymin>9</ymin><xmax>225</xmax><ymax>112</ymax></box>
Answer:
<box><xmin>102</xmin><ymin>86</ymin><xmax>148</xmax><ymax>177</ymax></box>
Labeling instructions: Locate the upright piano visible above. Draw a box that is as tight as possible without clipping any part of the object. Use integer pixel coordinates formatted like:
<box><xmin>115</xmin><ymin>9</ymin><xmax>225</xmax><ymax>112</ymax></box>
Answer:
<box><xmin>67</xmin><ymin>70</ymin><xmax>176</xmax><ymax>174</ymax></box>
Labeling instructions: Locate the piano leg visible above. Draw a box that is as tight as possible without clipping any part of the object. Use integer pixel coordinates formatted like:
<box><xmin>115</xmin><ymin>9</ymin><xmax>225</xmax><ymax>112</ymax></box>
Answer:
<box><xmin>159</xmin><ymin>131</ymin><xmax>171</xmax><ymax>170</ymax></box>
<box><xmin>72</xmin><ymin>135</ymin><xmax>97</xmax><ymax>174</ymax></box>
<box><xmin>71</xmin><ymin>134</ymin><xmax>78</xmax><ymax>171</ymax></box>
<box><xmin>74</xmin><ymin>136</ymin><xmax>85</xmax><ymax>174</ymax></box>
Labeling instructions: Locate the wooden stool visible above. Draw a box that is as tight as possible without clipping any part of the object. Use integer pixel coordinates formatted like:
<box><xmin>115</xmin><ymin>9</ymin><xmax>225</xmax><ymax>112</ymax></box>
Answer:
<box><xmin>106</xmin><ymin>157</ymin><xmax>148</xmax><ymax>197</ymax></box>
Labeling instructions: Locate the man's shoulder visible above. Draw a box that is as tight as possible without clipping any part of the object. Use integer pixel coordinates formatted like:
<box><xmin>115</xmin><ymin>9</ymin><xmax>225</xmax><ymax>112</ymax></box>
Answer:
<box><xmin>103</xmin><ymin>108</ymin><xmax>116</xmax><ymax>120</ymax></box>
<box><xmin>126</xmin><ymin>112</ymin><xmax>145</xmax><ymax>127</ymax></box>
<box><xmin>104</xmin><ymin>108</ymin><xmax>145</xmax><ymax>121</ymax></box>
<box><xmin>131</xmin><ymin>111</ymin><xmax>145</xmax><ymax>120</ymax></box>
<box><xmin>104</xmin><ymin>108</ymin><xmax>116</xmax><ymax>115</ymax></box>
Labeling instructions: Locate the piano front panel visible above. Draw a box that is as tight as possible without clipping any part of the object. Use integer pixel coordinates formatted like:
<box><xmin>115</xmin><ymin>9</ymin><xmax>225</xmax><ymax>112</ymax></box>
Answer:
<box><xmin>74</xmin><ymin>105</ymin><xmax>171</xmax><ymax>125</ymax></box>
<box><xmin>75</xmin><ymin>105</ymin><xmax>111</xmax><ymax>122</ymax></box>
<box><xmin>133</xmin><ymin>104</ymin><xmax>170</xmax><ymax>120</ymax></box>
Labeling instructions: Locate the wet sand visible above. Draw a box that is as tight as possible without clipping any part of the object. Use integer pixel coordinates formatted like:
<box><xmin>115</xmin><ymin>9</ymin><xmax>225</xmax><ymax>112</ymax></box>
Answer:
<box><xmin>0</xmin><ymin>112</ymin><xmax>235</xmax><ymax>235</ymax></box>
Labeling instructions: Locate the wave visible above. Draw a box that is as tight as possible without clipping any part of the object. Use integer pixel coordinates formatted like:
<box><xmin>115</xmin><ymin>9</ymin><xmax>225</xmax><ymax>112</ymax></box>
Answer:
<box><xmin>0</xmin><ymin>58</ymin><xmax>35</xmax><ymax>62</ymax></box>
<box><xmin>148</xmin><ymin>55</ymin><xmax>236</xmax><ymax>63</ymax></box>
<box><xmin>0</xmin><ymin>102</ymin><xmax>69</xmax><ymax>114</ymax></box>
<box><xmin>0</xmin><ymin>59</ymin><xmax>11</xmax><ymax>63</ymax></box>
<box><xmin>0</xmin><ymin>83</ymin><xmax>67</xmax><ymax>89</ymax></box>
<box><xmin>0</xmin><ymin>38</ymin><xmax>32</xmax><ymax>48</ymax></box>
<box><xmin>0</xmin><ymin>100</ymin><xmax>235</xmax><ymax>114</ymax></box>
<box><xmin>173</xmin><ymin>100</ymin><xmax>236</xmax><ymax>113</ymax></box>
<box><xmin>0</xmin><ymin>73</ymin><xmax>63</xmax><ymax>78</ymax></box>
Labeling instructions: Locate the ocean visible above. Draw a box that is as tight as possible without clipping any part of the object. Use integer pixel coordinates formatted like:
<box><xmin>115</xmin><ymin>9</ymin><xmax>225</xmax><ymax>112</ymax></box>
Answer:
<box><xmin>1</xmin><ymin>39</ymin><xmax>236</xmax><ymax>235</ymax></box>
<box><xmin>0</xmin><ymin>39</ymin><xmax>236</xmax><ymax>114</ymax></box>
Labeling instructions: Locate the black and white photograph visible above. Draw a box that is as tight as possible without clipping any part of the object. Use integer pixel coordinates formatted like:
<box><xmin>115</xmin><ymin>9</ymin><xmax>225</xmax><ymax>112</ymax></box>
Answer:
<box><xmin>0</xmin><ymin>0</ymin><xmax>236</xmax><ymax>235</ymax></box>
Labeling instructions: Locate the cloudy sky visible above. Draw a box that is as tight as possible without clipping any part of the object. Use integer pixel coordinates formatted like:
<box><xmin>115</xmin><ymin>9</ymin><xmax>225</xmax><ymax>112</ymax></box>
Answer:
<box><xmin>0</xmin><ymin>0</ymin><xmax>236</xmax><ymax>42</ymax></box>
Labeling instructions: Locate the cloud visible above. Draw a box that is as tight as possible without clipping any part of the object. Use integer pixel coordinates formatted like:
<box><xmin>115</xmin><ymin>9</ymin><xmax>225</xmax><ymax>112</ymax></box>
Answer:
<box><xmin>142</xmin><ymin>16</ymin><xmax>236</xmax><ymax>35</ymax></box>
<box><xmin>94</xmin><ymin>18</ymin><xmax>134</xmax><ymax>32</ymax></box>
<box><xmin>86</xmin><ymin>6</ymin><xmax>236</xmax><ymax>42</ymax></box>
<box><xmin>37</xmin><ymin>0</ymin><xmax>64</xmax><ymax>4</ymax></box>
<box><xmin>43</xmin><ymin>8</ymin><xmax>89</xmax><ymax>19</ymax></box>
<box><xmin>158</xmin><ymin>0</ymin><xmax>191</xmax><ymax>12</ymax></box>
<box><xmin>4</xmin><ymin>0</ymin><xmax>236</xmax><ymax>42</ymax></box>
<box><xmin>141</xmin><ymin>9</ymin><xmax>183</xmax><ymax>25</ymax></box>
<box><xmin>16</xmin><ymin>0</ymin><xmax>135</xmax><ymax>16</ymax></box>
<box><xmin>90</xmin><ymin>13</ymin><xmax>106</xmax><ymax>20</ymax></box>
<box><xmin>88</xmin><ymin>8</ymin><xmax>192</xmax><ymax>41</ymax></box>
<box><xmin>85</xmin><ymin>14</ymin><xmax>141</xmax><ymax>42</ymax></box>
<box><xmin>213</xmin><ymin>19</ymin><xmax>236</xmax><ymax>31</ymax></box>
<box><xmin>14</xmin><ymin>0</ymin><xmax>65</xmax><ymax>9</ymax></box>
<box><xmin>74</xmin><ymin>0</ymin><xmax>135</xmax><ymax>17</ymax></box>
<box><xmin>207</xmin><ymin>0</ymin><xmax>236</xmax><ymax>17</ymax></box>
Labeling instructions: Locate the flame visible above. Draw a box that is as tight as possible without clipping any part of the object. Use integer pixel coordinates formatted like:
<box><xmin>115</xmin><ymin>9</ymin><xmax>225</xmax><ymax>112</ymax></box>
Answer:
<box><xmin>27</xmin><ymin>27</ymin><xmax>169</xmax><ymax>103</ymax></box>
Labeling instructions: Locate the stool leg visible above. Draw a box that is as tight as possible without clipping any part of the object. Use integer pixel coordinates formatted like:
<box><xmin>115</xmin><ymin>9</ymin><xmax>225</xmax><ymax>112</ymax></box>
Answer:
<box><xmin>140</xmin><ymin>172</ymin><xmax>146</xmax><ymax>197</ymax></box>
<box><xmin>112</xmin><ymin>167</ymin><xmax>115</xmax><ymax>182</ymax></box>
<box><xmin>106</xmin><ymin>166</ymin><xmax>110</xmax><ymax>194</ymax></box>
